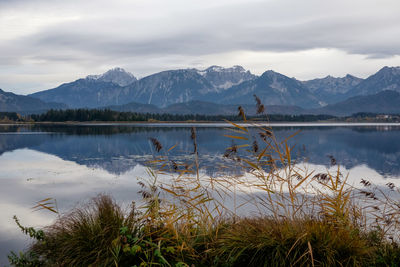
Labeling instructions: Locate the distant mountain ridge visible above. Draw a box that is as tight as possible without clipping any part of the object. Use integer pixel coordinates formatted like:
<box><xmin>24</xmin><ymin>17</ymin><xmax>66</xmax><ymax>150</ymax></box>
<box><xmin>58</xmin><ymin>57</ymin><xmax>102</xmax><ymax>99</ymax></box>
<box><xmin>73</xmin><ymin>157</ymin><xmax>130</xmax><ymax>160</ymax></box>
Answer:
<box><xmin>122</xmin><ymin>69</ymin><xmax>215</xmax><ymax>107</ymax></box>
<box><xmin>197</xmin><ymin>65</ymin><xmax>257</xmax><ymax>91</ymax></box>
<box><xmin>302</xmin><ymin>74</ymin><xmax>363</xmax><ymax>105</ymax></box>
<box><xmin>0</xmin><ymin>65</ymin><xmax>397</xmax><ymax>116</ymax></box>
<box><xmin>314</xmin><ymin>90</ymin><xmax>400</xmax><ymax>116</ymax></box>
<box><xmin>86</xmin><ymin>67</ymin><xmax>137</xmax><ymax>86</ymax></box>
<box><xmin>28</xmin><ymin>66</ymin><xmax>258</xmax><ymax>108</ymax></box>
<box><xmin>218</xmin><ymin>70</ymin><xmax>320</xmax><ymax>108</ymax></box>
<box><xmin>0</xmin><ymin>88</ymin><xmax>66</xmax><ymax>114</ymax></box>
<box><xmin>346</xmin><ymin>66</ymin><xmax>400</xmax><ymax>97</ymax></box>
<box><xmin>29</xmin><ymin>79</ymin><xmax>124</xmax><ymax>108</ymax></box>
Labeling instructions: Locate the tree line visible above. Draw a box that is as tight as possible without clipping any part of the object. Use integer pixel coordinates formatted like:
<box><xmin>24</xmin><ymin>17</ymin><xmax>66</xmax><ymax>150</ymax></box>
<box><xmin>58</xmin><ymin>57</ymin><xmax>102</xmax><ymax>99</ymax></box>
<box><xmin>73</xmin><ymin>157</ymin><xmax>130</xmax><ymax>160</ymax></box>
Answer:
<box><xmin>4</xmin><ymin>109</ymin><xmax>400</xmax><ymax>123</ymax></box>
<box><xmin>23</xmin><ymin>109</ymin><xmax>336</xmax><ymax>122</ymax></box>
<box><xmin>0</xmin><ymin>112</ymin><xmax>22</xmax><ymax>121</ymax></box>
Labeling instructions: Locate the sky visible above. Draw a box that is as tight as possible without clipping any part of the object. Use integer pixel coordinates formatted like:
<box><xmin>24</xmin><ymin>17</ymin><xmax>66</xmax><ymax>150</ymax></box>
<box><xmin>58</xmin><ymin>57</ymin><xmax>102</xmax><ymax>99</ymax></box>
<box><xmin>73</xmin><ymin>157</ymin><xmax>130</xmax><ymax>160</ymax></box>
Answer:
<box><xmin>1</xmin><ymin>0</ymin><xmax>400</xmax><ymax>94</ymax></box>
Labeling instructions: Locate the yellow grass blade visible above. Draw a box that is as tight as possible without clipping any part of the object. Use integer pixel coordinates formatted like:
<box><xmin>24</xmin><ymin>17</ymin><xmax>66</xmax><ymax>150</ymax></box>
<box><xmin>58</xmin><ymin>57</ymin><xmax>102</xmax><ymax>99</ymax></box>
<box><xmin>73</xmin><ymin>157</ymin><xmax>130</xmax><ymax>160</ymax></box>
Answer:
<box><xmin>223</xmin><ymin>135</ymin><xmax>248</xmax><ymax>140</ymax></box>
<box><xmin>257</xmin><ymin>147</ymin><xmax>269</xmax><ymax>161</ymax></box>
<box><xmin>161</xmin><ymin>187</ymin><xmax>179</xmax><ymax>197</ymax></box>
<box><xmin>285</xmin><ymin>142</ymin><xmax>291</xmax><ymax>165</ymax></box>
<box><xmin>293</xmin><ymin>171</ymin><xmax>313</xmax><ymax>191</ymax></box>
<box><xmin>223</xmin><ymin>120</ymin><xmax>248</xmax><ymax>132</ymax></box>
<box><xmin>224</xmin><ymin>127</ymin><xmax>247</xmax><ymax>135</ymax></box>
<box><xmin>243</xmin><ymin>159</ymin><xmax>259</xmax><ymax>170</ymax></box>
<box><xmin>167</xmin><ymin>144</ymin><xmax>177</xmax><ymax>152</ymax></box>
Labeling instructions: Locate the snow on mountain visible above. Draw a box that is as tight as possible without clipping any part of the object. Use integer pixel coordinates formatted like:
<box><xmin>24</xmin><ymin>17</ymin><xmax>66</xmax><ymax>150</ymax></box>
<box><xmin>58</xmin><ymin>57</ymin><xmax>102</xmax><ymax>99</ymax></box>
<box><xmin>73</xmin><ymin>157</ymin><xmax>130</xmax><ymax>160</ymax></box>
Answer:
<box><xmin>197</xmin><ymin>65</ymin><xmax>256</xmax><ymax>92</ymax></box>
<box><xmin>87</xmin><ymin>67</ymin><xmax>137</xmax><ymax>86</ymax></box>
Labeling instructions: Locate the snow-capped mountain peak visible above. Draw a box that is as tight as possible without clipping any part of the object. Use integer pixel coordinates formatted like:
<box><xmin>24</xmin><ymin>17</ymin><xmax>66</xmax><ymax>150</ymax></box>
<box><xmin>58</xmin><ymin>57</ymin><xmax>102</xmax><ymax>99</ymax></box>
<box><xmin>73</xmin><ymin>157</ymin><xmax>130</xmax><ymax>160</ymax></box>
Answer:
<box><xmin>196</xmin><ymin>65</ymin><xmax>256</xmax><ymax>91</ymax></box>
<box><xmin>204</xmin><ymin>65</ymin><xmax>247</xmax><ymax>73</ymax></box>
<box><xmin>87</xmin><ymin>67</ymin><xmax>137</xmax><ymax>86</ymax></box>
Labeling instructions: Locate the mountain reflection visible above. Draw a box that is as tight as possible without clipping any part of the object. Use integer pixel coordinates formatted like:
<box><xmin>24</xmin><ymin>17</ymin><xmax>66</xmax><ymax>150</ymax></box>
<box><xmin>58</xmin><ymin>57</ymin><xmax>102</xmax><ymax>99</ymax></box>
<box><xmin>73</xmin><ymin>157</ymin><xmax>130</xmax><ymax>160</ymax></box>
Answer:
<box><xmin>0</xmin><ymin>124</ymin><xmax>399</xmax><ymax>177</ymax></box>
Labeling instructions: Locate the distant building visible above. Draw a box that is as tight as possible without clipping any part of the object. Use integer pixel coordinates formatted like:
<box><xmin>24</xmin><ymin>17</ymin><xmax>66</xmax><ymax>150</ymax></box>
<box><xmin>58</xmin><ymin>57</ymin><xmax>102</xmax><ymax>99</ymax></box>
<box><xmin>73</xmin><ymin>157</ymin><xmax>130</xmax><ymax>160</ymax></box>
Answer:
<box><xmin>376</xmin><ymin>114</ymin><xmax>391</xmax><ymax>119</ymax></box>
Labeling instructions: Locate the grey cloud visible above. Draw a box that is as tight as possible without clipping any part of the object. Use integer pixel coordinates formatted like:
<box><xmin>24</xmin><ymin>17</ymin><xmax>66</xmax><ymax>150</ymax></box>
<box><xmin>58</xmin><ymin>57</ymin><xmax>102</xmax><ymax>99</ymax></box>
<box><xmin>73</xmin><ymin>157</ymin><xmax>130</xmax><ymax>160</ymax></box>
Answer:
<box><xmin>0</xmin><ymin>0</ymin><xmax>62</xmax><ymax>7</ymax></box>
<box><xmin>0</xmin><ymin>56</ymin><xmax>22</xmax><ymax>66</ymax></box>
<box><xmin>15</xmin><ymin>17</ymin><xmax>399</xmax><ymax>63</ymax></box>
<box><xmin>1</xmin><ymin>0</ymin><xmax>400</xmax><ymax>92</ymax></box>
<box><xmin>5</xmin><ymin>2</ymin><xmax>398</xmax><ymax>60</ymax></box>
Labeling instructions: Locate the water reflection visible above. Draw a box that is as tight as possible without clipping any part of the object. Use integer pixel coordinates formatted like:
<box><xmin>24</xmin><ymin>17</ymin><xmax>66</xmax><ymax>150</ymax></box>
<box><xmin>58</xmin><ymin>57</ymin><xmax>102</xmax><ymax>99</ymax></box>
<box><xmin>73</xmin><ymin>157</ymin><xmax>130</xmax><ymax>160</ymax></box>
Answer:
<box><xmin>0</xmin><ymin>149</ymin><xmax>147</xmax><ymax>264</ymax></box>
<box><xmin>1</xmin><ymin>123</ymin><xmax>400</xmax><ymax>263</ymax></box>
<box><xmin>0</xmin><ymin>124</ymin><xmax>400</xmax><ymax>177</ymax></box>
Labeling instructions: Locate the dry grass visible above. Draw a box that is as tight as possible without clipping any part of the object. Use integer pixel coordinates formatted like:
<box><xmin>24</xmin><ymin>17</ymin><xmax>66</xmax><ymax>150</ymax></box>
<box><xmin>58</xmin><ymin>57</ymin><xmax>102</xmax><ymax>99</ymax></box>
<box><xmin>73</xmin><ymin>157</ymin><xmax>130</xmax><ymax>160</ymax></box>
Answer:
<box><xmin>31</xmin><ymin>195</ymin><xmax>138</xmax><ymax>266</ymax></box>
<box><xmin>214</xmin><ymin>217</ymin><xmax>374</xmax><ymax>267</ymax></box>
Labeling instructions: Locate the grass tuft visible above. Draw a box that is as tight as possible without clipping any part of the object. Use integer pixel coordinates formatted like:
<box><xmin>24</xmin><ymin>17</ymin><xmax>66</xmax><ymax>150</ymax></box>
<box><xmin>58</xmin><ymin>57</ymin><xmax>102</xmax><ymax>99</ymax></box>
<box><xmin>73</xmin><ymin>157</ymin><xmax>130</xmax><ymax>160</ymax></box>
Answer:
<box><xmin>214</xmin><ymin>217</ymin><xmax>374</xmax><ymax>266</ymax></box>
<box><xmin>32</xmin><ymin>194</ymin><xmax>137</xmax><ymax>266</ymax></box>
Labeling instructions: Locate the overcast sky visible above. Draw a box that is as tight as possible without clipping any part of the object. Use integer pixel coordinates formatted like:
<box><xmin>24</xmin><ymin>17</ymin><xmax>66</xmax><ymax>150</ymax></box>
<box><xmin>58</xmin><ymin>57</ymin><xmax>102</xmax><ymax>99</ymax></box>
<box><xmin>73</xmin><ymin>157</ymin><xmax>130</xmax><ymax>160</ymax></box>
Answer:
<box><xmin>1</xmin><ymin>0</ymin><xmax>400</xmax><ymax>94</ymax></box>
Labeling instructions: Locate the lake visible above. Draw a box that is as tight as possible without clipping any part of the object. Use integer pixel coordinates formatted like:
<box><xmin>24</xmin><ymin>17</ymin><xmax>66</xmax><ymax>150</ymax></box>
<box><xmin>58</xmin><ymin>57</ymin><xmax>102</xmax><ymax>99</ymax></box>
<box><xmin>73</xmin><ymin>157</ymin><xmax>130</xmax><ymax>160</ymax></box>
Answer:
<box><xmin>1</xmin><ymin>122</ymin><xmax>400</xmax><ymax>264</ymax></box>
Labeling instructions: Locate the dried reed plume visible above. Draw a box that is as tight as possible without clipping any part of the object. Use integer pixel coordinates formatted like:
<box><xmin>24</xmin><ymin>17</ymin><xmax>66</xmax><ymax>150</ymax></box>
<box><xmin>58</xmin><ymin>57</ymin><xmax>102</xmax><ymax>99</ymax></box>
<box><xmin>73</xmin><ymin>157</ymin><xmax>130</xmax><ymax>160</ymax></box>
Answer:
<box><xmin>190</xmin><ymin>127</ymin><xmax>198</xmax><ymax>155</ymax></box>
<box><xmin>254</xmin><ymin>94</ymin><xmax>265</xmax><ymax>114</ymax></box>
<box><xmin>237</xmin><ymin>106</ymin><xmax>246</xmax><ymax>121</ymax></box>
<box><xmin>149</xmin><ymin>137</ymin><xmax>162</xmax><ymax>152</ymax></box>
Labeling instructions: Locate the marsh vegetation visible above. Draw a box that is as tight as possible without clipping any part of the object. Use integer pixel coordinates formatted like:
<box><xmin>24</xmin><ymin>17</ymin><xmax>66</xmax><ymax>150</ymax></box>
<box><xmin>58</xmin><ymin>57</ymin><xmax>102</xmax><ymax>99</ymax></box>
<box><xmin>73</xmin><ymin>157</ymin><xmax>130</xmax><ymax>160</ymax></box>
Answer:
<box><xmin>8</xmin><ymin>99</ymin><xmax>400</xmax><ymax>266</ymax></box>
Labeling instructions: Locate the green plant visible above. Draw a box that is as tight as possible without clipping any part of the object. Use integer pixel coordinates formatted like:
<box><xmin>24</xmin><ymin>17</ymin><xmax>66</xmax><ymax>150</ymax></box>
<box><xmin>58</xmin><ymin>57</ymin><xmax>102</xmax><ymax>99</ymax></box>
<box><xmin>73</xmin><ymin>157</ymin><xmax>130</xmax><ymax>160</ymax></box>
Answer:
<box><xmin>8</xmin><ymin>216</ymin><xmax>47</xmax><ymax>266</ymax></box>
<box><xmin>13</xmin><ymin>215</ymin><xmax>45</xmax><ymax>241</ymax></box>
<box><xmin>7</xmin><ymin>250</ymin><xmax>44</xmax><ymax>267</ymax></box>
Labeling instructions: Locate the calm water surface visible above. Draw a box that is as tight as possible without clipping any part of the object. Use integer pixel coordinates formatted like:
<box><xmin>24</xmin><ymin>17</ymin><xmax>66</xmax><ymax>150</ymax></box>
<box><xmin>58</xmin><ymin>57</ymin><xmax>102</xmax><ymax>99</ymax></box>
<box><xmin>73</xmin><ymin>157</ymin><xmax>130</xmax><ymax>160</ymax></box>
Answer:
<box><xmin>1</xmin><ymin>123</ymin><xmax>400</xmax><ymax>263</ymax></box>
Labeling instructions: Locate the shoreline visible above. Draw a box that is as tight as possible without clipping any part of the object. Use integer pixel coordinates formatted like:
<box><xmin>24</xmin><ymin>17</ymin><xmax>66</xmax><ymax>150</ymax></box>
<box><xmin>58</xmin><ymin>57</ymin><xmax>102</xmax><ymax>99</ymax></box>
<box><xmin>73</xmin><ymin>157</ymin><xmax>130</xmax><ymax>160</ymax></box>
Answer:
<box><xmin>1</xmin><ymin>121</ymin><xmax>400</xmax><ymax>127</ymax></box>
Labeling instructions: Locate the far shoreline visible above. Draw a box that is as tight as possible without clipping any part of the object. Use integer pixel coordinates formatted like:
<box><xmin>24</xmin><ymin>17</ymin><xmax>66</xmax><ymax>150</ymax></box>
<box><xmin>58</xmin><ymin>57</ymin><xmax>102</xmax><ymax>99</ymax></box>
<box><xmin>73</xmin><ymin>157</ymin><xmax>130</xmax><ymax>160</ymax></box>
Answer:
<box><xmin>1</xmin><ymin>121</ymin><xmax>400</xmax><ymax>127</ymax></box>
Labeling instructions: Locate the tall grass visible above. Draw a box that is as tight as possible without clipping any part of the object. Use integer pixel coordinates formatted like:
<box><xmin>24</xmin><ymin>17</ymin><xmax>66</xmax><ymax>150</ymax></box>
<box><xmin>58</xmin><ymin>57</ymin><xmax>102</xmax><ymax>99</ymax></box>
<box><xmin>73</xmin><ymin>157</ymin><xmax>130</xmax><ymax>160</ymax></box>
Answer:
<box><xmin>214</xmin><ymin>217</ymin><xmax>374</xmax><ymax>266</ymax></box>
<box><xmin>29</xmin><ymin>195</ymin><xmax>137</xmax><ymax>266</ymax></box>
<box><xmin>9</xmin><ymin>97</ymin><xmax>400</xmax><ymax>266</ymax></box>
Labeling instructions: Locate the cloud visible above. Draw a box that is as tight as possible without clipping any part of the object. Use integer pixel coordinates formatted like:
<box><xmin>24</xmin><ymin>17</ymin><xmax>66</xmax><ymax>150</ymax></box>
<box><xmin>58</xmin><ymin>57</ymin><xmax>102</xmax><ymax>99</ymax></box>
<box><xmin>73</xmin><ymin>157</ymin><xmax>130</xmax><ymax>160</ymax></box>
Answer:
<box><xmin>1</xmin><ymin>0</ymin><xmax>400</xmax><ymax>93</ymax></box>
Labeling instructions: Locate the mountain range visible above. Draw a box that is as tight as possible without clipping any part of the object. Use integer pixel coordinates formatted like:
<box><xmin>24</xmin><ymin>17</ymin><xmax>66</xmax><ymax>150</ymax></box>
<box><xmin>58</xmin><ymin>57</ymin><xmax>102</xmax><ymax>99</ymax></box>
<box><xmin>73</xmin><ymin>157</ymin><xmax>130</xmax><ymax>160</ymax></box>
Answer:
<box><xmin>314</xmin><ymin>90</ymin><xmax>400</xmax><ymax>116</ymax></box>
<box><xmin>1</xmin><ymin>65</ymin><xmax>400</xmax><ymax>116</ymax></box>
<box><xmin>0</xmin><ymin>88</ymin><xmax>66</xmax><ymax>114</ymax></box>
<box><xmin>302</xmin><ymin>74</ymin><xmax>363</xmax><ymax>105</ymax></box>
